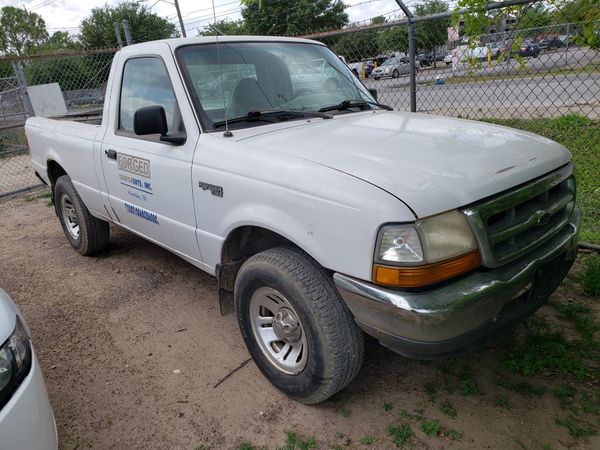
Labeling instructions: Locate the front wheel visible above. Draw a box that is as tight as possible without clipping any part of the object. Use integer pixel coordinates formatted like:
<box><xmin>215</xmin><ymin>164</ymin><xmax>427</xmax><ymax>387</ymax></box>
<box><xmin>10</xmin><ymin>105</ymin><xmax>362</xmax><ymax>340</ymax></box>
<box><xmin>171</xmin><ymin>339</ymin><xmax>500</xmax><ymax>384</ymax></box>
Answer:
<box><xmin>54</xmin><ymin>175</ymin><xmax>109</xmax><ymax>255</ymax></box>
<box><xmin>235</xmin><ymin>247</ymin><xmax>364</xmax><ymax>404</ymax></box>
<box><xmin>392</xmin><ymin>69</ymin><xmax>399</xmax><ymax>78</ymax></box>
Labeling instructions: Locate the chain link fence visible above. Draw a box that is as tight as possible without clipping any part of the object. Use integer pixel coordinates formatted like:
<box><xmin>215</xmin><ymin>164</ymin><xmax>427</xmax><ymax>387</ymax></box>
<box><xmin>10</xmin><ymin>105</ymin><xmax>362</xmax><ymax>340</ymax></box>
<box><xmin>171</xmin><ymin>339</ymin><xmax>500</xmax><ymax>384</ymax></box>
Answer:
<box><xmin>0</xmin><ymin>0</ymin><xmax>597</xmax><ymax>242</ymax></box>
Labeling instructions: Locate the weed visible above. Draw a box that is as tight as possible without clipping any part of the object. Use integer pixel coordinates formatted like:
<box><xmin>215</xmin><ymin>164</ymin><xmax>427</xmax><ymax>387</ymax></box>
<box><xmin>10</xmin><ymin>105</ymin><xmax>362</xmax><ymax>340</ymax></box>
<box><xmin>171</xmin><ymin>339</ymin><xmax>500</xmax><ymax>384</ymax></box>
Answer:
<box><xmin>442</xmin><ymin>427</ymin><xmax>463</xmax><ymax>441</ymax></box>
<box><xmin>580</xmin><ymin>389</ymin><xmax>600</xmax><ymax>416</ymax></box>
<box><xmin>460</xmin><ymin>373</ymin><xmax>479</xmax><ymax>396</ymax></box>
<box><xmin>238</xmin><ymin>443</ymin><xmax>255</xmax><ymax>450</ymax></box>
<box><xmin>387</xmin><ymin>424</ymin><xmax>413</xmax><ymax>448</ymax></box>
<box><xmin>553</xmin><ymin>383</ymin><xmax>576</xmax><ymax>410</ymax></box>
<box><xmin>383</xmin><ymin>402</ymin><xmax>394</xmax><ymax>412</ymax></box>
<box><xmin>495</xmin><ymin>395</ymin><xmax>512</xmax><ymax>410</ymax></box>
<box><xmin>555</xmin><ymin>415</ymin><xmax>598</xmax><ymax>438</ymax></box>
<box><xmin>424</xmin><ymin>382</ymin><xmax>437</xmax><ymax>403</ymax></box>
<box><xmin>581</xmin><ymin>255</ymin><xmax>600</xmax><ymax>297</ymax></box>
<box><xmin>496</xmin><ymin>378</ymin><xmax>546</xmax><ymax>398</ymax></box>
<box><xmin>420</xmin><ymin>419</ymin><xmax>441</xmax><ymax>437</ymax></box>
<box><xmin>283</xmin><ymin>431</ymin><xmax>316</xmax><ymax>450</ymax></box>
<box><xmin>340</xmin><ymin>409</ymin><xmax>351</xmax><ymax>418</ymax></box>
<box><xmin>360</xmin><ymin>435</ymin><xmax>373</xmax><ymax>445</ymax></box>
<box><xmin>550</xmin><ymin>299</ymin><xmax>598</xmax><ymax>340</ymax></box>
<box><xmin>504</xmin><ymin>330</ymin><xmax>586</xmax><ymax>380</ymax></box>
<box><xmin>440</xmin><ymin>400</ymin><xmax>457</xmax><ymax>419</ymax></box>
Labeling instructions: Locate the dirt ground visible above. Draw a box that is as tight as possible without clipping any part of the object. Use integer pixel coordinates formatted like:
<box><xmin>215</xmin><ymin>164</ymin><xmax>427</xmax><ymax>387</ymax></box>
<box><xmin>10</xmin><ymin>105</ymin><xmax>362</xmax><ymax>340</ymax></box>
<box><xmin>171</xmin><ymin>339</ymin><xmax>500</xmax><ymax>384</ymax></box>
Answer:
<box><xmin>0</xmin><ymin>192</ymin><xmax>598</xmax><ymax>450</ymax></box>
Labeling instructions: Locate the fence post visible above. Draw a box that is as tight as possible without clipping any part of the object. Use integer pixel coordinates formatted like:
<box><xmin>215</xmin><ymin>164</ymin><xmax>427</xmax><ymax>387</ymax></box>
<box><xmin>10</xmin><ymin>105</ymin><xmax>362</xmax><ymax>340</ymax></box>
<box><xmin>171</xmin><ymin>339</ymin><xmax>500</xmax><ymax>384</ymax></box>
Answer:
<box><xmin>122</xmin><ymin>20</ymin><xmax>133</xmax><ymax>46</ymax></box>
<box><xmin>10</xmin><ymin>61</ymin><xmax>34</xmax><ymax>118</ymax></box>
<box><xmin>394</xmin><ymin>0</ymin><xmax>417</xmax><ymax>112</ymax></box>
<box><xmin>114</xmin><ymin>22</ymin><xmax>124</xmax><ymax>48</ymax></box>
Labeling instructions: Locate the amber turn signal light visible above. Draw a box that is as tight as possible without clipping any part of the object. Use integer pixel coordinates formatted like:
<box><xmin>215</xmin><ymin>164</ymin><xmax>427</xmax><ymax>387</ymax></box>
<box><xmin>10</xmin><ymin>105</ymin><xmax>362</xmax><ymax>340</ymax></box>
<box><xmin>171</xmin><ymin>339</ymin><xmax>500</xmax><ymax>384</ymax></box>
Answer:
<box><xmin>373</xmin><ymin>251</ymin><xmax>481</xmax><ymax>288</ymax></box>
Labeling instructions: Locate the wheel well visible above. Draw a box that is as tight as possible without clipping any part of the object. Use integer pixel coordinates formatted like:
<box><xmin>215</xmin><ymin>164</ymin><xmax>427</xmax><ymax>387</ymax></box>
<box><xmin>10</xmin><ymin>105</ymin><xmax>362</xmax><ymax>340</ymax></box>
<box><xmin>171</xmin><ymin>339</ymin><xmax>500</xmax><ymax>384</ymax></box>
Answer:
<box><xmin>216</xmin><ymin>226</ymin><xmax>300</xmax><ymax>315</ymax></box>
<box><xmin>47</xmin><ymin>160</ymin><xmax>67</xmax><ymax>187</ymax></box>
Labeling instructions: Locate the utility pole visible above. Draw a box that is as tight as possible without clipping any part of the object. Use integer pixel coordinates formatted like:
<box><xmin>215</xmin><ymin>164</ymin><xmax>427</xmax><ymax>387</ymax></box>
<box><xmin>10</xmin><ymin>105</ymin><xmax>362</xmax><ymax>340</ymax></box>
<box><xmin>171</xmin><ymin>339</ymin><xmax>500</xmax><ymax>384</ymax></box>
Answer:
<box><xmin>114</xmin><ymin>22</ymin><xmax>124</xmax><ymax>48</ymax></box>
<box><xmin>394</xmin><ymin>0</ymin><xmax>416</xmax><ymax>113</ymax></box>
<box><xmin>122</xmin><ymin>19</ymin><xmax>133</xmax><ymax>45</ymax></box>
<box><xmin>174</xmin><ymin>0</ymin><xmax>187</xmax><ymax>37</ymax></box>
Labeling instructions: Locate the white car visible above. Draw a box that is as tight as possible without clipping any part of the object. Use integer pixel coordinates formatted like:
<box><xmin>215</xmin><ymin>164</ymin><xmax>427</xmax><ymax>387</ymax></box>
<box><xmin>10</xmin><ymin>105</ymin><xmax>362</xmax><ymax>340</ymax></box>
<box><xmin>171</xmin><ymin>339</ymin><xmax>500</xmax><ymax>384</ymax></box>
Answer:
<box><xmin>0</xmin><ymin>288</ymin><xmax>57</xmax><ymax>450</ymax></box>
<box><xmin>25</xmin><ymin>36</ymin><xmax>579</xmax><ymax>404</ymax></box>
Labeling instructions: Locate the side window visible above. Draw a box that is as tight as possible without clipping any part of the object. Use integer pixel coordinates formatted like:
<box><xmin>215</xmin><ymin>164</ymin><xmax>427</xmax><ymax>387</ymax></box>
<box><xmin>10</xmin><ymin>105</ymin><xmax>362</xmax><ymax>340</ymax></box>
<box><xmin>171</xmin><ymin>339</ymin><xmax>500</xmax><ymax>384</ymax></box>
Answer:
<box><xmin>119</xmin><ymin>57</ymin><xmax>179</xmax><ymax>134</ymax></box>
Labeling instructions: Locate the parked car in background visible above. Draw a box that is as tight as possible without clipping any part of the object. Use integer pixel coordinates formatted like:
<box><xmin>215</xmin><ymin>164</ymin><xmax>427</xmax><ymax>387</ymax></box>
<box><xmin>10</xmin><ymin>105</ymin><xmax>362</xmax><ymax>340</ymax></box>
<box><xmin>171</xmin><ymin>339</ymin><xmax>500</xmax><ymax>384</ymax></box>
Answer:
<box><xmin>0</xmin><ymin>288</ymin><xmax>57</xmax><ymax>450</ymax></box>
<box><xmin>416</xmin><ymin>53</ymin><xmax>432</xmax><ymax>67</ymax></box>
<box><xmin>443</xmin><ymin>51</ymin><xmax>452</xmax><ymax>66</ymax></box>
<box><xmin>539</xmin><ymin>36</ymin><xmax>564</xmax><ymax>50</ymax></box>
<box><xmin>517</xmin><ymin>43</ymin><xmax>540</xmax><ymax>58</ymax></box>
<box><xmin>372</xmin><ymin>56</ymin><xmax>417</xmax><ymax>79</ymax></box>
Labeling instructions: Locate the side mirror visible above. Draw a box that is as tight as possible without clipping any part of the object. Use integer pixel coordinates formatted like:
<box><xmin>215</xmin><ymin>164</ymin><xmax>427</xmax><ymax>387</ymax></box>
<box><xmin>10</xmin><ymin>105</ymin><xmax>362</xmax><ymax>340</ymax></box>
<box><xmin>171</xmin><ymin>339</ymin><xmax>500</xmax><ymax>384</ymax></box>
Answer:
<box><xmin>133</xmin><ymin>105</ymin><xmax>185</xmax><ymax>145</ymax></box>
<box><xmin>368</xmin><ymin>88</ymin><xmax>378</xmax><ymax>101</ymax></box>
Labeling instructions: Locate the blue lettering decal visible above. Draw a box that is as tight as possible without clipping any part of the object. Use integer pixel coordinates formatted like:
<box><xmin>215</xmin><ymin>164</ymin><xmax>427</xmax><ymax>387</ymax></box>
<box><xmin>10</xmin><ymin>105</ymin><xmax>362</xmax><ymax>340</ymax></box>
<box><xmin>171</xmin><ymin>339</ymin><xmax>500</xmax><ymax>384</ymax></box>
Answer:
<box><xmin>124</xmin><ymin>203</ymin><xmax>159</xmax><ymax>224</ymax></box>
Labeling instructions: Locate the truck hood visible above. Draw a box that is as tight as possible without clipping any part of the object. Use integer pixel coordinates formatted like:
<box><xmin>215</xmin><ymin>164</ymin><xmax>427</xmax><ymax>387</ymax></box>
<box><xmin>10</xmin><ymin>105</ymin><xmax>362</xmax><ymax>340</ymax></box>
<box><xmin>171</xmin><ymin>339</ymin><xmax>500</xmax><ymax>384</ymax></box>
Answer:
<box><xmin>236</xmin><ymin>111</ymin><xmax>571</xmax><ymax>217</ymax></box>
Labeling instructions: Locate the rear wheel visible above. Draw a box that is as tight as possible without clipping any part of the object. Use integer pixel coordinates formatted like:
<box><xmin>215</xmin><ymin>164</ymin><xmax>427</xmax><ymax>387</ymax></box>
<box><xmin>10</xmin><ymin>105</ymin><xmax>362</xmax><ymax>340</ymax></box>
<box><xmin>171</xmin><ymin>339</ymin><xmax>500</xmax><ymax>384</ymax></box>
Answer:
<box><xmin>54</xmin><ymin>175</ymin><xmax>109</xmax><ymax>255</ymax></box>
<box><xmin>392</xmin><ymin>69</ymin><xmax>399</xmax><ymax>78</ymax></box>
<box><xmin>235</xmin><ymin>247</ymin><xmax>364</xmax><ymax>404</ymax></box>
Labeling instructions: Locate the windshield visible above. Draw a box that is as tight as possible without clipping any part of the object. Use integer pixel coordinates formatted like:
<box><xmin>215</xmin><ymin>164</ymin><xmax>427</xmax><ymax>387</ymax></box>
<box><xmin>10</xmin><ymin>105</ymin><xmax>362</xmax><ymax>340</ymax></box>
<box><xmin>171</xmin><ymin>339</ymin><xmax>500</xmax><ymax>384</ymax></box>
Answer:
<box><xmin>177</xmin><ymin>41</ymin><xmax>375</xmax><ymax>131</ymax></box>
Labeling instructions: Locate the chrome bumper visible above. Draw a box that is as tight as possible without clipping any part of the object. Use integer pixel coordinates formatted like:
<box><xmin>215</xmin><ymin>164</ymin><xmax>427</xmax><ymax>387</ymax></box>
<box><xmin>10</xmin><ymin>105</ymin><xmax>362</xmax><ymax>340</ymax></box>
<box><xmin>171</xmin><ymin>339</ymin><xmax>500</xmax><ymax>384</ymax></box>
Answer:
<box><xmin>334</xmin><ymin>209</ymin><xmax>580</xmax><ymax>359</ymax></box>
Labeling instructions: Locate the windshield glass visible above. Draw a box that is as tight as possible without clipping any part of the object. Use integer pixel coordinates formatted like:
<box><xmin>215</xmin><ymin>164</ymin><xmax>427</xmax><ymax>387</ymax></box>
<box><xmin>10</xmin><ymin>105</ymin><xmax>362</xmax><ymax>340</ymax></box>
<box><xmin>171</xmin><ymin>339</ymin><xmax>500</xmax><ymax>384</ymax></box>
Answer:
<box><xmin>177</xmin><ymin>41</ymin><xmax>375</xmax><ymax>130</ymax></box>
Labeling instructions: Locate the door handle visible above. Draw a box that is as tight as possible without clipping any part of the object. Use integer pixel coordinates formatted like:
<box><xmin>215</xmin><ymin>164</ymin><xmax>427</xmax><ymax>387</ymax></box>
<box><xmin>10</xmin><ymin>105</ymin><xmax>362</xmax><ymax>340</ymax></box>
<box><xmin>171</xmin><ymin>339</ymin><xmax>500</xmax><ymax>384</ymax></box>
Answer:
<box><xmin>105</xmin><ymin>149</ymin><xmax>117</xmax><ymax>160</ymax></box>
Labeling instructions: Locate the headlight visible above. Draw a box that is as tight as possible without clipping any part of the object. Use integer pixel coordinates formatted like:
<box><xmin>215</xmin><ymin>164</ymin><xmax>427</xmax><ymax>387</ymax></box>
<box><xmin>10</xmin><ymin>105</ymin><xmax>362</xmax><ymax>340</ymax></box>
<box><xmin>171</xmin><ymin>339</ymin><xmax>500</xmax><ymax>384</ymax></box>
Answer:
<box><xmin>374</xmin><ymin>210</ymin><xmax>480</xmax><ymax>287</ymax></box>
<box><xmin>0</xmin><ymin>318</ymin><xmax>32</xmax><ymax>410</ymax></box>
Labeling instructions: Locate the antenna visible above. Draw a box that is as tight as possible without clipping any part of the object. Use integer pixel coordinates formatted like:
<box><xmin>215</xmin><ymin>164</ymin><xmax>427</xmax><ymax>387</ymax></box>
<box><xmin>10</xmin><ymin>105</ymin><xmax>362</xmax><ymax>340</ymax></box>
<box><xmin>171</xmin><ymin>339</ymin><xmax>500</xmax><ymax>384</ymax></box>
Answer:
<box><xmin>212</xmin><ymin>0</ymin><xmax>232</xmax><ymax>138</ymax></box>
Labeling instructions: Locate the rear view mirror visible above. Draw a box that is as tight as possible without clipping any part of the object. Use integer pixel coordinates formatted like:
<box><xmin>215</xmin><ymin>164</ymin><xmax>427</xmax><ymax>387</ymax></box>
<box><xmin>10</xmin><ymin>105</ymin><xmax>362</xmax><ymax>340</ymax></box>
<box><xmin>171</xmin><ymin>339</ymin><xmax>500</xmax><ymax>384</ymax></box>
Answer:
<box><xmin>133</xmin><ymin>105</ymin><xmax>168</xmax><ymax>136</ymax></box>
<box><xmin>133</xmin><ymin>105</ymin><xmax>185</xmax><ymax>145</ymax></box>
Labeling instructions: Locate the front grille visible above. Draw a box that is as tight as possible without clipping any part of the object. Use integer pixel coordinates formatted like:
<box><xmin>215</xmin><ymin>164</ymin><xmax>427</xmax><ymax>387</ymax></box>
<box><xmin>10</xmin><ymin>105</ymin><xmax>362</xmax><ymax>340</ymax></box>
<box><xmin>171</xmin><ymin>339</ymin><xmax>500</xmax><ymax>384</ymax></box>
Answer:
<box><xmin>463</xmin><ymin>164</ymin><xmax>575</xmax><ymax>268</ymax></box>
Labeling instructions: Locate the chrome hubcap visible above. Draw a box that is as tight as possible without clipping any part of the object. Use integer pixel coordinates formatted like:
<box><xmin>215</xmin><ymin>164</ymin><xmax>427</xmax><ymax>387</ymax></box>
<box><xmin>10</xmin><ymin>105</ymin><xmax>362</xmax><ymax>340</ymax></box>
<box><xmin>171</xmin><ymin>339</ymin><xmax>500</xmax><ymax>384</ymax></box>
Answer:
<box><xmin>60</xmin><ymin>194</ymin><xmax>79</xmax><ymax>239</ymax></box>
<box><xmin>249</xmin><ymin>287</ymin><xmax>308</xmax><ymax>374</ymax></box>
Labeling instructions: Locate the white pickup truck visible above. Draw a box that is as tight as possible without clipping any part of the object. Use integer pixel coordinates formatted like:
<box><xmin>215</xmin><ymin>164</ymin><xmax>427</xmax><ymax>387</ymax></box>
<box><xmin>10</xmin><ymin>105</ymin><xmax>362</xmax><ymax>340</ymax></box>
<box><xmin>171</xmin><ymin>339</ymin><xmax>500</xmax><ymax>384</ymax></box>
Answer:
<box><xmin>26</xmin><ymin>36</ymin><xmax>579</xmax><ymax>404</ymax></box>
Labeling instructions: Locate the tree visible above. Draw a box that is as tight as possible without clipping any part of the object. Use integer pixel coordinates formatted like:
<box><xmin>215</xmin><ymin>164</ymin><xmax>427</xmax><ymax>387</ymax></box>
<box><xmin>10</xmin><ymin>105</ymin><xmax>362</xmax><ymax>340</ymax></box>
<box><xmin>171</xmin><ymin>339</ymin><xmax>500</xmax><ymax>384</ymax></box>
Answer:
<box><xmin>515</xmin><ymin>3</ymin><xmax>552</xmax><ymax>31</ymax></box>
<box><xmin>0</xmin><ymin>6</ymin><xmax>49</xmax><ymax>56</ymax></box>
<box><xmin>241</xmin><ymin>0</ymin><xmax>348</xmax><ymax>36</ymax></box>
<box><xmin>198</xmin><ymin>19</ymin><xmax>246</xmax><ymax>36</ymax></box>
<box><xmin>378</xmin><ymin>26</ymin><xmax>409</xmax><ymax>54</ymax></box>
<box><xmin>330</xmin><ymin>16</ymin><xmax>385</xmax><ymax>61</ymax></box>
<box><xmin>414</xmin><ymin>0</ymin><xmax>450</xmax><ymax>65</ymax></box>
<box><xmin>80</xmin><ymin>2</ymin><xmax>176</xmax><ymax>49</ymax></box>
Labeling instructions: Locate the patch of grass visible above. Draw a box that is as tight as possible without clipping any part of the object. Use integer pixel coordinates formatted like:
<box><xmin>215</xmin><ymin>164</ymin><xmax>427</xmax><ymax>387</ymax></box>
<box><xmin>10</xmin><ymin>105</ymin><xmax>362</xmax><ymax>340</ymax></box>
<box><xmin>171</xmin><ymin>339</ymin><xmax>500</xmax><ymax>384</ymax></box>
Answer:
<box><xmin>387</xmin><ymin>424</ymin><xmax>413</xmax><ymax>448</ymax></box>
<box><xmin>340</xmin><ymin>409</ymin><xmax>351</xmax><ymax>418</ymax></box>
<box><xmin>360</xmin><ymin>435</ymin><xmax>373</xmax><ymax>445</ymax></box>
<box><xmin>283</xmin><ymin>431</ymin><xmax>316</xmax><ymax>450</ymax></box>
<box><xmin>504</xmin><ymin>330</ymin><xmax>587</xmax><ymax>380</ymax></box>
<box><xmin>495</xmin><ymin>395</ymin><xmax>513</xmax><ymax>410</ymax></box>
<box><xmin>550</xmin><ymin>299</ymin><xmax>598</xmax><ymax>341</ymax></box>
<box><xmin>443</xmin><ymin>428</ymin><xmax>463</xmax><ymax>441</ymax></box>
<box><xmin>424</xmin><ymin>382</ymin><xmax>437</xmax><ymax>403</ymax></box>
<box><xmin>419</xmin><ymin>418</ymin><xmax>441</xmax><ymax>437</ymax></box>
<box><xmin>440</xmin><ymin>400</ymin><xmax>457</xmax><ymax>419</ymax></box>
<box><xmin>553</xmin><ymin>383</ymin><xmax>577</xmax><ymax>410</ymax></box>
<box><xmin>555</xmin><ymin>414</ymin><xmax>598</xmax><ymax>438</ymax></box>
<box><xmin>487</xmin><ymin>115</ymin><xmax>600</xmax><ymax>243</ymax></box>
<box><xmin>238</xmin><ymin>443</ymin><xmax>255</xmax><ymax>450</ymax></box>
<box><xmin>383</xmin><ymin>402</ymin><xmax>394</xmax><ymax>412</ymax></box>
<box><xmin>581</xmin><ymin>255</ymin><xmax>600</xmax><ymax>297</ymax></box>
<box><xmin>496</xmin><ymin>378</ymin><xmax>546</xmax><ymax>398</ymax></box>
<box><xmin>459</xmin><ymin>373</ymin><xmax>480</xmax><ymax>396</ymax></box>
<box><xmin>580</xmin><ymin>388</ymin><xmax>600</xmax><ymax>417</ymax></box>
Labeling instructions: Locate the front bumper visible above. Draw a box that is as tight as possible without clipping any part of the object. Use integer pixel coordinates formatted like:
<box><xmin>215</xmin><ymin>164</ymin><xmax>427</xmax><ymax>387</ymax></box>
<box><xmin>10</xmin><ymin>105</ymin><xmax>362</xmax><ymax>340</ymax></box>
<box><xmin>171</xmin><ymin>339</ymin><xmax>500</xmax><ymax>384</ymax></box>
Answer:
<box><xmin>334</xmin><ymin>209</ymin><xmax>580</xmax><ymax>359</ymax></box>
<box><xmin>0</xmin><ymin>350</ymin><xmax>58</xmax><ymax>450</ymax></box>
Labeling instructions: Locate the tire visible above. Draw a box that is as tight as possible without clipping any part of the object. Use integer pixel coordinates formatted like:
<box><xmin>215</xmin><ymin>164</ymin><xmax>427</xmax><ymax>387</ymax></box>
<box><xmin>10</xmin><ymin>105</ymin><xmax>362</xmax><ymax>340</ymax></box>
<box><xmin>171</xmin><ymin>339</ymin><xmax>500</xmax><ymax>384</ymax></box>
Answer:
<box><xmin>235</xmin><ymin>247</ymin><xmax>364</xmax><ymax>404</ymax></box>
<box><xmin>392</xmin><ymin>69</ymin><xmax>399</xmax><ymax>78</ymax></box>
<box><xmin>54</xmin><ymin>175</ymin><xmax>109</xmax><ymax>255</ymax></box>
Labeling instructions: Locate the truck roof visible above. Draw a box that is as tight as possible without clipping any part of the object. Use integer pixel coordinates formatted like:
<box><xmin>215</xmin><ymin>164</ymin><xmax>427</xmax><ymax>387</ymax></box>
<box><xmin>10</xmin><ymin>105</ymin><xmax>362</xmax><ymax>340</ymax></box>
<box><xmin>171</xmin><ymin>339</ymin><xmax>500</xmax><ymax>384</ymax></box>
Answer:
<box><xmin>118</xmin><ymin>35</ymin><xmax>324</xmax><ymax>55</ymax></box>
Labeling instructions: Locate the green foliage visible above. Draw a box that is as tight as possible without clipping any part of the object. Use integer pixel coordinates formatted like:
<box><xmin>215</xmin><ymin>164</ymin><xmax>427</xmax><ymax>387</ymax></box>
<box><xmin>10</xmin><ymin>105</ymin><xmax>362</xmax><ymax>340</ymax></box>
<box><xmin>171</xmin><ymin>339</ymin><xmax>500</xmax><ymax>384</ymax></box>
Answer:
<box><xmin>419</xmin><ymin>418</ymin><xmax>441</xmax><ymax>437</ymax></box>
<box><xmin>550</xmin><ymin>299</ymin><xmax>598</xmax><ymax>340</ymax></box>
<box><xmin>496</xmin><ymin>378</ymin><xmax>546</xmax><ymax>398</ymax></box>
<box><xmin>581</xmin><ymin>255</ymin><xmax>600</xmax><ymax>297</ymax></box>
<box><xmin>424</xmin><ymin>382</ymin><xmax>437</xmax><ymax>403</ymax></box>
<box><xmin>360</xmin><ymin>434</ymin><xmax>373</xmax><ymax>445</ymax></box>
<box><xmin>459</xmin><ymin>372</ymin><xmax>479</xmax><ymax>396</ymax></box>
<box><xmin>440</xmin><ymin>400</ymin><xmax>457</xmax><ymax>418</ymax></box>
<box><xmin>383</xmin><ymin>402</ymin><xmax>394</xmax><ymax>412</ymax></box>
<box><xmin>340</xmin><ymin>409</ymin><xmax>351</xmax><ymax>418</ymax></box>
<box><xmin>495</xmin><ymin>395</ymin><xmax>513</xmax><ymax>410</ymax></box>
<box><xmin>80</xmin><ymin>1</ymin><xmax>176</xmax><ymax>49</ymax></box>
<box><xmin>555</xmin><ymin>414</ymin><xmax>598</xmax><ymax>438</ymax></box>
<box><xmin>0</xmin><ymin>6</ymin><xmax>48</xmax><ymax>56</ymax></box>
<box><xmin>414</xmin><ymin>0</ymin><xmax>450</xmax><ymax>53</ymax></box>
<box><xmin>198</xmin><ymin>19</ymin><xmax>246</xmax><ymax>36</ymax></box>
<box><xmin>332</xmin><ymin>28</ymin><xmax>381</xmax><ymax>62</ymax></box>
<box><xmin>377</xmin><ymin>26</ymin><xmax>409</xmax><ymax>54</ymax></box>
<box><xmin>387</xmin><ymin>424</ymin><xmax>413</xmax><ymax>448</ymax></box>
<box><xmin>241</xmin><ymin>0</ymin><xmax>348</xmax><ymax>36</ymax></box>
<box><xmin>553</xmin><ymin>383</ymin><xmax>576</xmax><ymax>409</ymax></box>
<box><xmin>282</xmin><ymin>431</ymin><xmax>316</xmax><ymax>450</ymax></box>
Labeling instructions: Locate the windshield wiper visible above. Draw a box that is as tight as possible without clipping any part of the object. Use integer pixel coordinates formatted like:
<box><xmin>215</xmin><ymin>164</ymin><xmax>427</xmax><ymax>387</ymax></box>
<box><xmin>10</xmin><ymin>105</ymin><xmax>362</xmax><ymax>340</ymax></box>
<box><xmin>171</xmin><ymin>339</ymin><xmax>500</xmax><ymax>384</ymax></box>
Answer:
<box><xmin>213</xmin><ymin>110</ymin><xmax>332</xmax><ymax>128</ymax></box>
<box><xmin>318</xmin><ymin>99</ymin><xmax>393</xmax><ymax>113</ymax></box>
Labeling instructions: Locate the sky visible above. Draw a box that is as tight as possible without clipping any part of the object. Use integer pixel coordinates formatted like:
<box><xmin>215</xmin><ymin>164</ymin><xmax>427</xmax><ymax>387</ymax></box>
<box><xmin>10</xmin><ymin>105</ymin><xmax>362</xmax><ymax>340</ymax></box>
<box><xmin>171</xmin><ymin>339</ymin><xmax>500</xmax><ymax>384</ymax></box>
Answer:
<box><xmin>1</xmin><ymin>0</ymin><xmax>440</xmax><ymax>36</ymax></box>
